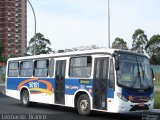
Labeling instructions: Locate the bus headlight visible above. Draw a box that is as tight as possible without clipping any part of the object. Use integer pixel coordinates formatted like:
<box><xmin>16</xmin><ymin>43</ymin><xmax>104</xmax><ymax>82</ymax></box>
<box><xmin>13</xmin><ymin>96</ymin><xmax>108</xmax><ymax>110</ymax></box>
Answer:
<box><xmin>150</xmin><ymin>93</ymin><xmax>154</xmax><ymax>101</ymax></box>
<box><xmin>117</xmin><ymin>92</ymin><xmax>128</xmax><ymax>102</ymax></box>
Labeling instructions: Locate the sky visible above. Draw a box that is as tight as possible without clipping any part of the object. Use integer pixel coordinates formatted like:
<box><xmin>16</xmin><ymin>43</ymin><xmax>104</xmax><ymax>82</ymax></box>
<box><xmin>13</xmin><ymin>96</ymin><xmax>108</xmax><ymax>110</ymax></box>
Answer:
<box><xmin>27</xmin><ymin>0</ymin><xmax>160</xmax><ymax>51</ymax></box>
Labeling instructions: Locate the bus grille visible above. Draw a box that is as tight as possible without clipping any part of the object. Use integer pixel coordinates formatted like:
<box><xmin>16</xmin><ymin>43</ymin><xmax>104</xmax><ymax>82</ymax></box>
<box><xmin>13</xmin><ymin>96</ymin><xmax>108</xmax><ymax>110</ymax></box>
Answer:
<box><xmin>130</xmin><ymin>105</ymin><xmax>149</xmax><ymax>111</ymax></box>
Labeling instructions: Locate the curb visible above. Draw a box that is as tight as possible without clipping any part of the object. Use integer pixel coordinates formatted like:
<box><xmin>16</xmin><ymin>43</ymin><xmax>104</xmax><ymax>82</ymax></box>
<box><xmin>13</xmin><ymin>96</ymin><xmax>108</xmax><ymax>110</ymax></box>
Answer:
<box><xmin>151</xmin><ymin>109</ymin><xmax>160</xmax><ymax>113</ymax></box>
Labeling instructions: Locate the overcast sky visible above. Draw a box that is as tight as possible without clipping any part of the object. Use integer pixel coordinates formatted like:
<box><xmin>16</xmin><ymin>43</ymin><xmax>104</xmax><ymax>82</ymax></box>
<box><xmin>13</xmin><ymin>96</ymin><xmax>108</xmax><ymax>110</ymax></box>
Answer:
<box><xmin>27</xmin><ymin>0</ymin><xmax>160</xmax><ymax>51</ymax></box>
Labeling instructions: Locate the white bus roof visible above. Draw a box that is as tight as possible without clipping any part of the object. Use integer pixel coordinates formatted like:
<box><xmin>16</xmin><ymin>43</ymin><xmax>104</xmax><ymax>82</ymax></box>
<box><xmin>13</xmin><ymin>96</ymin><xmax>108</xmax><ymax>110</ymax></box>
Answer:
<box><xmin>7</xmin><ymin>49</ymin><xmax>145</xmax><ymax>61</ymax></box>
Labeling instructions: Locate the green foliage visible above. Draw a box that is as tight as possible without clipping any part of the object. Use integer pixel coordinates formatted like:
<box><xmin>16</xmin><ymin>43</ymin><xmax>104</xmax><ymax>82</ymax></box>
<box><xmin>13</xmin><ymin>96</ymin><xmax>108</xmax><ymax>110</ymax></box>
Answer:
<box><xmin>154</xmin><ymin>80</ymin><xmax>160</xmax><ymax>86</ymax></box>
<box><xmin>0</xmin><ymin>40</ymin><xmax>7</xmax><ymax>63</ymax></box>
<box><xmin>154</xmin><ymin>92</ymin><xmax>160</xmax><ymax>109</ymax></box>
<box><xmin>154</xmin><ymin>81</ymin><xmax>160</xmax><ymax>109</ymax></box>
<box><xmin>0</xmin><ymin>57</ymin><xmax>7</xmax><ymax>63</ymax></box>
<box><xmin>0</xmin><ymin>40</ymin><xmax>3</xmax><ymax>56</ymax></box>
<box><xmin>2</xmin><ymin>74</ymin><xmax>5</xmax><ymax>83</ymax></box>
<box><xmin>10</xmin><ymin>54</ymin><xmax>18</xmax><ymax>58</ymax></box>
<box><xmin>145</xmin><ymin>35</ymin><xmax>160</xmax><ymax>65</ymax></box>
<box><xmin>131</xmin><ymin>29</ymin><xmax>148</xmax><ymax>54</ymax></box>
<box><xmin>112</xmin><ymin>37</ymin><xmax>128</xmax><ymax>50</ymax></box>
<box><xmin>27</xmin><ymin>33</ymin><xmax>54</xmax><ymax>55</ymax></box>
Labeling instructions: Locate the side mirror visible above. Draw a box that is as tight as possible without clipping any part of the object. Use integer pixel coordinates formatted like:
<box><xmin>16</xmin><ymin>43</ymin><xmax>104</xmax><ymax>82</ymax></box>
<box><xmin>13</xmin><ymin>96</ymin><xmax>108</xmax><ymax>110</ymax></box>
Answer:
<box><xmin>115</xmin><ymin>60</ymin><xmax>119</xmax><ymax>70</ymax></box>
<box><xmin>151</xmin><ymin>68</ymin><xmax>154</xmax><ymax>79</ymax></box>
<box><xmin>114</xmin><ymin>54</ymin><xmax>119</xmax><ymax>70</ymax></box>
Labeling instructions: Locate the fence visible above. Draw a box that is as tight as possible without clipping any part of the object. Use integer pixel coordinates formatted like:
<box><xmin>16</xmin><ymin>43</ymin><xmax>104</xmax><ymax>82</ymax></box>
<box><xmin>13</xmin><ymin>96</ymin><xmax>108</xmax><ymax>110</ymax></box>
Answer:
<box><xmin>151</xmin><ymin>65</ymin><xmax>160</xmax><ymax>81</ymax></box>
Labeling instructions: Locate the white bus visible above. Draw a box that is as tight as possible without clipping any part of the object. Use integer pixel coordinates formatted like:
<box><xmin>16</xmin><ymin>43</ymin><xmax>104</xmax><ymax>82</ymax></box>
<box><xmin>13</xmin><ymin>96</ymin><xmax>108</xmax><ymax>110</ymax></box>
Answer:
<box><xmin>5</xmin><ymin>49</ymin><xmax>154</xmax><ymax>115</ymax></box>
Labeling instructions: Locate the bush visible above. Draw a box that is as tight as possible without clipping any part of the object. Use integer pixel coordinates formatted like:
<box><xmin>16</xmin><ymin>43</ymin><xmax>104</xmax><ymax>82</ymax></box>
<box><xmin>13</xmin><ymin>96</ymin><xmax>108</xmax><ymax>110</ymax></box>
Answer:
<box><xmin>154</xmin><ymin>92</ymin><xmax>160</xmax><ymax>109</ymax></box>
<box><xmin>2</xmin><ymin>74</ymin><xmax>5</xmax><ymax>83</ymax></box>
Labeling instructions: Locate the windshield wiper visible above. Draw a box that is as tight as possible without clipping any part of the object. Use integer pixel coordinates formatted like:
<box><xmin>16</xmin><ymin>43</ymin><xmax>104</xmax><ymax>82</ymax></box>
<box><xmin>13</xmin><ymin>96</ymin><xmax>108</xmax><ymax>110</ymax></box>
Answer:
<box><xmin>131</xmin><ymin>57</ymin><xmax>141</xmax><ymax>89</ymax></box>
<box><xmin>139</xmin><ymin>63</ymin><xmax>145</xmax><ymax>80</ymax></box>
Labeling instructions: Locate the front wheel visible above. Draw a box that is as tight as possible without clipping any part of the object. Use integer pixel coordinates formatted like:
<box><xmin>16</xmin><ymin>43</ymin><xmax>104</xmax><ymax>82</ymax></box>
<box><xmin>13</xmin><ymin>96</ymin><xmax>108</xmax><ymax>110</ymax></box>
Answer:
<box><xmin>21</xmin><ymin>90</ymin><xmax>30</xmax><ymax>107</ymax></box>
<box><xmin>77</xmin><ymin>94</ymin><xmax>91</xmax><ymax>115</ymax></box>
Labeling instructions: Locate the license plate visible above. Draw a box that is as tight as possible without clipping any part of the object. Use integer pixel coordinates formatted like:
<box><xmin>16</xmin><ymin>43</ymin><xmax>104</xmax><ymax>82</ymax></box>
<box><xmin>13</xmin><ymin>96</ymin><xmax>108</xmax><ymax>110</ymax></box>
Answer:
<box><xmin>138</xmin><ymin>103</ymin><xmax>145</xmax><ymax>107</ymax></box>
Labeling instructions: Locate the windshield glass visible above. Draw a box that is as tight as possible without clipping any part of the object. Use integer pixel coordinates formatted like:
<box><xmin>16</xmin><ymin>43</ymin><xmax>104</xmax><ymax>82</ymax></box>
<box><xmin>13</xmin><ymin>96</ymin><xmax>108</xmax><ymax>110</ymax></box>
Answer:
<box><xmin>117</xmin><ymin>53</ymin><xmax>153</xmax><ymax>90</ymax></box>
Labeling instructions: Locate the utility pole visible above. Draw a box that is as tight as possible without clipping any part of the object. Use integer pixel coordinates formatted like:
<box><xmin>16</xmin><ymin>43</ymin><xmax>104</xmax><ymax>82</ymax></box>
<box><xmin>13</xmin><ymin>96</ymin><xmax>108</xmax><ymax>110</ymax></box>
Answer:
<box><xmin>108</xmin><ymin>0</ymin><xmax>110</xmax><ymax>48</ymax></box>
<box><xmin>27</xmin><ymin>0</ymin><xmax>36</xmax><ymax>55</ymax></box>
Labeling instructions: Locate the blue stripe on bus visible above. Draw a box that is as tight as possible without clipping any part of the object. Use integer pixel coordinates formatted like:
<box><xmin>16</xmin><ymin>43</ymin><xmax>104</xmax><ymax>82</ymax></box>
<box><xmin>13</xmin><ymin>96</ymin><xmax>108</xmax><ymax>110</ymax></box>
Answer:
<box><xmin>7</xmin><ymin>78</ymin><xmax>55</xmax><ymax>90</ymax></box>
<box><xmin>6</xmin><ymin>78</ymin><xmax>114</xmax><ymax>98</ymax></box>
<box><xmin>122</xmin><ymin>88</ymin><xmax>152</xmax><ymax>97</ymax></box>
<box><xmin>108</xmin><ymin>88</ymin><xmax>114</xmax><ymax>98</ymax></box>
<box><xmin>122</xmin><ymin>88</ymin><xmax>153</xmax><ymax>102</ymax></box>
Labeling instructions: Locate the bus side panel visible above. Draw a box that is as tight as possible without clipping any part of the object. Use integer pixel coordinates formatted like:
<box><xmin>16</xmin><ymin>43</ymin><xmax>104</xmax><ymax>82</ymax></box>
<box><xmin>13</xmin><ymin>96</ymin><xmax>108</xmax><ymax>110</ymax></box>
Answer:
<box><xmin>6</xmin><ymin>77</ymin><xmax>55</xmax><ymax>104</ymax></box>
<box><xmin>6</xmin><ymin>89</ymin><xmax>21</xmax><ymax>100</ymax></box>
<box><xmin>6</xmin><ymin>78</ymin><xmax>23</xmax><ymax>100</ymax></box>
<box><xmin>65</xmin><ymin>78</ymin><xmax>93</xmax><ymax>108</ymax></box>
<box><xmin>6</xmin><ymin>77</ymin><xmax>95</xmax><ymax>107</ymax></box>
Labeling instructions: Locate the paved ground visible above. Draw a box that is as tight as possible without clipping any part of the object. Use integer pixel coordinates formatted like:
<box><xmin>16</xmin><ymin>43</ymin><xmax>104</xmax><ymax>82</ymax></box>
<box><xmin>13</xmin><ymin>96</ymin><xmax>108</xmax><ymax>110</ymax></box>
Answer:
<box><xmin>0</xmin><ymin>94</ymin><xmax>149</xmax><ymax>120</ymax></box>
<box><xmin>0</xmin><ymin>85</ymin><xmax>160</xmax><ymax>120</ymax></box>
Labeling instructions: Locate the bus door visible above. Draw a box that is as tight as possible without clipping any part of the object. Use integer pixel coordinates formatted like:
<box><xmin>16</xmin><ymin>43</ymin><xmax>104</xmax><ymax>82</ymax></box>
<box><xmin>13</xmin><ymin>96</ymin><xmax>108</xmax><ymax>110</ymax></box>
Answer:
<box><xmin>55</xmin><ymin>60</ymin><xmax>66</xmax><ymax>104</ymax></box>
<box><xmin>93</xmin><ymin>57</ymin><xmax>109</xmax><ymax>110</ymax></box>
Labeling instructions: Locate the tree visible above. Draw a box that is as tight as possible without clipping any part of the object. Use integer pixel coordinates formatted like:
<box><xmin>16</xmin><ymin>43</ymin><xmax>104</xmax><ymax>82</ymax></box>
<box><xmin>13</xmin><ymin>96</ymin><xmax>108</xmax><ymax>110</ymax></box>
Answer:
<box><xmin>27</xmin><ymin>33</ymin><xmax>54</xmax><ymax>55</ymax></box>
<box><xmin>112</xmin><ymin>37</ymin><xmax>128</xmax><ymax>50</ymax></box>
<box><xmin>0</xmin><ymin>40</ymin><xmax>7</xmax><ymax>63</ymax></box>
<box><xmin>131</xmin><ymin>29</ymin><xmax>148</xmax><ymax>54</ymax></box>
<box><xmin>145</xmin><ymin>34</ymin><xmax>160</xmax><ymax>64</ymax></box>
<box><xmin>0</xmin><ymin>40</ymin><xmax>3</xmax><ymax>56</ymax></box>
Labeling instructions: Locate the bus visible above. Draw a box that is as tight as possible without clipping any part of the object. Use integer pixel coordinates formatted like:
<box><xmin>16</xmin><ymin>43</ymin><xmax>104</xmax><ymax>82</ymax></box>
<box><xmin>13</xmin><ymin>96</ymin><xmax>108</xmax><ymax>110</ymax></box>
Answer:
<box><xmin>5</xmin><ymin>49</ymin><xmax>154</xmax><ymax>115</ymax></box>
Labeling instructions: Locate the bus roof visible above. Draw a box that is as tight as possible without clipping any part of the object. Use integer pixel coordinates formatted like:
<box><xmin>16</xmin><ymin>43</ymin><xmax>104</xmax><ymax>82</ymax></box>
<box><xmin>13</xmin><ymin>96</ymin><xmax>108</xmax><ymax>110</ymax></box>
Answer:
<box><xmin>7</xmin><ymin>49</ymin><xmax>147</xmax><ymax>61</ymax></box>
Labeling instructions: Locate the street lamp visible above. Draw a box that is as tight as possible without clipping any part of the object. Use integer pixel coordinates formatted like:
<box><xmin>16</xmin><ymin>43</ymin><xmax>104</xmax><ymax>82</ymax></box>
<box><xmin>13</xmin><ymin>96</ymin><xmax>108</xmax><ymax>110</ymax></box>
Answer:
<box><xmin>108</xmin><ymin>0</ymin><xmax>110</xmax><ymax>48</ymax></box>
<box><xmin>27</xmin><ymin>0</ymin><xmax>36</xmax><ymax>55</ymax></box>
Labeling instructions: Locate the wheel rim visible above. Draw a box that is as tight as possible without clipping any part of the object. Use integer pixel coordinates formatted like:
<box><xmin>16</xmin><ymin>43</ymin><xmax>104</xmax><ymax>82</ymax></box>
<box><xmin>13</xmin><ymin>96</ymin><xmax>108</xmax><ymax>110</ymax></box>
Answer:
<box><xmin>22</xmin><ymin>92</ymin><xmax>28</xmax><ymax>104</ymax></box>
<box><xmin>80</xmin><ymin>99</ymin><xmax>88</xmax><ymax>111</ymax></box>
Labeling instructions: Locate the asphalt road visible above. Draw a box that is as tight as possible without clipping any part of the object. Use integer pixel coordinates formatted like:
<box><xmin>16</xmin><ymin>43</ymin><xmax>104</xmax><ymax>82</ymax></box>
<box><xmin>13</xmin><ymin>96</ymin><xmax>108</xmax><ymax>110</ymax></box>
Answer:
<box><xmin>0</xmin><ymin>94</ymin><xmax>157</xmax><ymax>120</ymax></box>
<box><xmin>0</xmin><ymin>85</ymin><xmax>160</xmax><ymax>120</ymax></box>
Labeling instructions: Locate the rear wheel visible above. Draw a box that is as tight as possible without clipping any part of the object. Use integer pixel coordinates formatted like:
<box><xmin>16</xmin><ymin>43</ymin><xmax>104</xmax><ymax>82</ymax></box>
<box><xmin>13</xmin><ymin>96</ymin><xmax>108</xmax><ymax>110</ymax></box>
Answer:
<box><xmin>21</xmin><ymin>90</ymin><xmax>30</xmax><ymax>107</ymax></box>
<box><xmin>77</xmin><ymin>94</ymin><xmax>91</xmax><ymax>115</ymax></box>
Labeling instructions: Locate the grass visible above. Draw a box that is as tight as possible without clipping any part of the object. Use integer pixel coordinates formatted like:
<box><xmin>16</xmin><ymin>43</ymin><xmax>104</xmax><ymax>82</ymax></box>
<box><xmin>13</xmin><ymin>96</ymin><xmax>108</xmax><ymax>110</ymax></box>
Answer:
<box><xmin>154</xmin><ymin>80</ymin><xmax>160</xmax><ymax>109</ymax></box>
<box><xmin>154</xmin><ymin>80</ymin><xmax>160</xmax><ymax>87</ymax></box>
<box><xmin>2</xmin><ymin>80</ymin><xmax>5</xmax><ymax>84</ymax></box>
<box><xmin>154</xmin><ymin>92</ymin><xmax>160</xmax><ymax>109</ymax></box>
<box><xmin>0</xmin><ymin>74</ymin><xmax>5</xmax><ymax>84</ymax></box>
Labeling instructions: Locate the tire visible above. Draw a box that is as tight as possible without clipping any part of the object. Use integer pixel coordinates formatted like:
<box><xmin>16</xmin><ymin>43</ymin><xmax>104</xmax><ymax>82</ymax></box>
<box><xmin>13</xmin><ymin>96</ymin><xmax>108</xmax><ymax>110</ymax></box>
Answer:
<box><xmin>21</xmin><ymin>90</ymin><xmax>30</xmax><ymax>107</ymax></box>
<box><xmin>77</xmin><ymin>94</ymin><xmax>91</xmax><ymax>115</ymax></box>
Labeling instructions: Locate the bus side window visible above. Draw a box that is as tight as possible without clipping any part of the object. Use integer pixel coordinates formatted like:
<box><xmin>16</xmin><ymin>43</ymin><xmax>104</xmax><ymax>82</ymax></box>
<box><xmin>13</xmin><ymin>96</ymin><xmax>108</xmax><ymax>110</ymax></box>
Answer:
<box><xmin>34</xmin><ymin>59</ymin><xmax>49</xmax><ymax>77</ymax></box>
<box><xmin>20</xmin><ymin>61</ymin><xmax>33</xmax><ymax>77</ymax></box>
<box><xmin>69</xmin><ymin>56</ymin><xmax>92</xmax><ymax>78</ymax></box>
<box><xmin>49</xmin><ymin>58</ymin><xmax>54</xmax><ymax>77</ymax></box>
<box><xmin>8</xmin><ymin>62</ymin><xmax>19</xmax><ymax>77</ymax></box>
<box><xmin>109</xmin><ymin>59</ymin><xmax>115</xmax><ymax>89</ymax></box>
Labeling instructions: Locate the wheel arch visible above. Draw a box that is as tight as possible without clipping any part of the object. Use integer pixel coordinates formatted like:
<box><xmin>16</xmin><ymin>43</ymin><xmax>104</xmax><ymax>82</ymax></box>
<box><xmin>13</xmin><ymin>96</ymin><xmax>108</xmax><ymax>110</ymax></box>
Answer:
<box><xmin>20</xmin><ymin>86</ymin><xmax>30</xmax><ymax>100</ymax></box>
<box><xmin>74</xmin><ymin>89</ymin><xmax>92</xmax><ymax>110</ymax></box>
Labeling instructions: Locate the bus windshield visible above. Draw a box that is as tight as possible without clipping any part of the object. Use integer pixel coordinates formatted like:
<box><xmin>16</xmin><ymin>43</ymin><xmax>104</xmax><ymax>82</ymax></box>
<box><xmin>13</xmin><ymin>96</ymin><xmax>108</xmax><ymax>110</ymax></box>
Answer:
<box><xmin>117</xmin><ymin>53</ymin><xmax>153</xmax><ymax>90</ymax></box>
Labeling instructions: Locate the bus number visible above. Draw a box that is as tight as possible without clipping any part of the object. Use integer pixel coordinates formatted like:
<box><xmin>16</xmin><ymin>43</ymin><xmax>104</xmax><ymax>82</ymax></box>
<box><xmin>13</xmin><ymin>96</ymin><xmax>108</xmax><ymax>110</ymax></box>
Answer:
<box><xmin>29</xmin><ymin>82</ymin><xmax>39</xmax><ymax>88</ymax></box>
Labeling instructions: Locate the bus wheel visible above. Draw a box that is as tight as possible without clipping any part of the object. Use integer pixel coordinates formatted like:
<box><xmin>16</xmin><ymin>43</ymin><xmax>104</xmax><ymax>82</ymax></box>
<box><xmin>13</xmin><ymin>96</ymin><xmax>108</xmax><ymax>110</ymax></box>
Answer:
<box><xmin>77</xmin><ymin>94</ymin><xmax>91</xmax><ymax>115</ymax></box>
<box><xmin>21</xmin><ymin>90</ymin><xmax>30</xmax><ymax>107</ymax></box>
